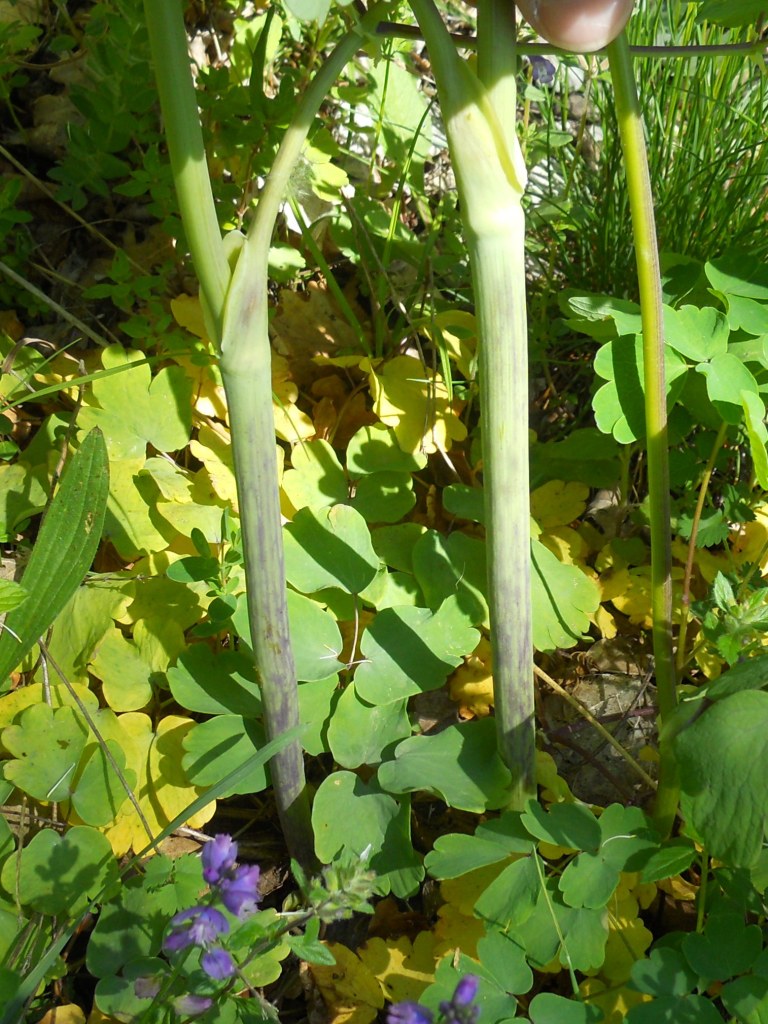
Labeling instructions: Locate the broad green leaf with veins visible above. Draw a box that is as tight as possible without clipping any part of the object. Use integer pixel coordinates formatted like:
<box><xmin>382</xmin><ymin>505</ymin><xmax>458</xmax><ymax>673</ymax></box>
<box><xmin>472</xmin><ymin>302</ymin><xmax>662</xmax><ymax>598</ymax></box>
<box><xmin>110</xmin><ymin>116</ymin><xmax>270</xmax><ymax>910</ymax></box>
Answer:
<box><xmin>2</xmin><ymin>703</ymin><xmax>88</xmax><ymax>802</ymax></box>
<box><xmin>77</xmin><ymin>346</ymin><xmax>193</xmax><ymax>556</ymax></box>
<box><xmin>354</xmin><ymin>598</ymin><xmax>478</xmax><ymax>705</ymax></box>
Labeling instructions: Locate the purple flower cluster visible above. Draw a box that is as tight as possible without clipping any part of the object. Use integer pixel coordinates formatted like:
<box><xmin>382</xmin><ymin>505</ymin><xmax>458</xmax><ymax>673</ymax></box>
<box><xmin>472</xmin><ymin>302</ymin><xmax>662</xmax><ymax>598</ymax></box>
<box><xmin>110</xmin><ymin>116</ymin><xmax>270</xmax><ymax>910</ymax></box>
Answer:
<box><xmin>388</xmin><ymin>976</ymin><xmax>480</xmax><ymax>1024</ymax></box>
<box><xmin>162</xmin><ymin>834</ymin><xmax>261</xmax><ymax>984</ymax></box>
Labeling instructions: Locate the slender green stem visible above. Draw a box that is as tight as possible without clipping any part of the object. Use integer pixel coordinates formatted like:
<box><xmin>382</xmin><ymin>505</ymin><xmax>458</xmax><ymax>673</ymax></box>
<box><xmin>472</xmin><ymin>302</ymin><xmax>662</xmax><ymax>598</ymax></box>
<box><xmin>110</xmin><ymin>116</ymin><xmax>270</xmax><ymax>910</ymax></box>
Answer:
<box><xmin>409</xmin><ymin>0</ymin><xmax>535</xmax><ymax>807</ymax></box>
<box><xmin>607</xmin><ymin>32</ymin><xmax>678</xmax><ymax>835</ymax></box>
<box><xmin>217</xmin><ymin>4</ymin><xmax>389</xmax><ymax>865</ymax></box>
<box><xmin>676</xmin><ymin>421</ymin><xmax>728</xmax><ymax>674</ymax></box>
<box><xmin>144</xmin><ymin>0</ymin><xmax>229</xmax><ymax>341</ymax></box>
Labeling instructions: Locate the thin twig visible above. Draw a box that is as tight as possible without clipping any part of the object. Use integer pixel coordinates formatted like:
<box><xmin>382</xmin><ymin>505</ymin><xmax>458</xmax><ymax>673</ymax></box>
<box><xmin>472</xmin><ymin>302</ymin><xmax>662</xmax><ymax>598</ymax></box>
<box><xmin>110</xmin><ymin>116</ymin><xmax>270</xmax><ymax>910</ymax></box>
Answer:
<box><xmin>534</xmin><ymin>663</ymin><xmax>657</xmax><ymax>791</ymax></box>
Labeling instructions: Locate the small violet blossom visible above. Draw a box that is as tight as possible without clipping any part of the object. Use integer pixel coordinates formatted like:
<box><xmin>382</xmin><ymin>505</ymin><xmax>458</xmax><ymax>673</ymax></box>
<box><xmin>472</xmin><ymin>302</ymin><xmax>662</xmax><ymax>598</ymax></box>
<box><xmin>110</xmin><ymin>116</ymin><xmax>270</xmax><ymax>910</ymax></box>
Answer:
<box><xmin>388</xmin><ymin>1001</ymin><xmax>434</xmax><ymax>1024</ymax></box>
<box><xmin>201</xmin><ymin>947</ymin><xmax>237</xmax><ymax>980</ymax></box>
<box><xmin>388</xmin><ymin>976</ymin><xmax>480</xmax><ymax>1024</ymax></box>
<box><xmin>219</xmin><ymin>863</ymin><xmax>261</xmax><ymax>918</ymax></box>
<box><xmin>202</xmin><ymin>834</ymin><xmax>239</xmax><ymax>884</ymax></box>
<box><xmin>173</xmin><ymin>994</ymin><xmax>214</xmax><ymax>1016</ymax></box>
<box><xmin>163</xmin><ymin>906</ymin><xmax>229</xmax><ymax>953</ymax></box>
<box><xmin>529</xmin><ymin>54</ymin><xmax>556</xmax><ymax>86</ymax></box>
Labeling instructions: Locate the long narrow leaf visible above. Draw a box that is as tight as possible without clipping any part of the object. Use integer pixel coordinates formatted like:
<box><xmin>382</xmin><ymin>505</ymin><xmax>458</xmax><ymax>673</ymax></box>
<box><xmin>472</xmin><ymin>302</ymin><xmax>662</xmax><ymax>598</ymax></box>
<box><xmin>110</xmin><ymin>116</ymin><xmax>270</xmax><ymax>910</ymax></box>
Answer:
<box><xmin>0</xmin><ymin>427</ymin><xmax>109</xmax><ymax>688</ymax></box>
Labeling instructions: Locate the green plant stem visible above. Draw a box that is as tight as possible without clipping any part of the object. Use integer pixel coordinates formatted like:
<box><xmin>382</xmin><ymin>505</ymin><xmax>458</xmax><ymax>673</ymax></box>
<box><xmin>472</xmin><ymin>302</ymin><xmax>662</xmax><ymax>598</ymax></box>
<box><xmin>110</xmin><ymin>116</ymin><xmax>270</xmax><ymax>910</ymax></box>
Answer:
<box><xmin>676</xmin><ymin>421</ymin><xmax>728</xmax><ymax>674</ymax></box>
<box><xmin>606</xmin><ymin>32</ymin><xmax>678</xmax><ymax>836</ymax></box>
<box><xmin>144</xmin><ymin>0</ymin><xmax>229</xmax><ymax>341</ymax></box>
<box><xmin>216</xmin><ymin>4</ymin><xmax>388</xmax><ymax>866</ymax></box>
<box><xmin>409</xmin><ymin>0</ymin><xmax>535</xmax><ymax>807</ymax></box>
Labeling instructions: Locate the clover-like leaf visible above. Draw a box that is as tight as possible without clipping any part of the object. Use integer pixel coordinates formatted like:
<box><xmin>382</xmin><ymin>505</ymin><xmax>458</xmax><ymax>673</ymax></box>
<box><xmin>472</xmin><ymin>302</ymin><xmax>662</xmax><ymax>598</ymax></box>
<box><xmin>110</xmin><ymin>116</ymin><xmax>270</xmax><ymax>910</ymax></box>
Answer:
<box><xmin>284</xmin><ymin>504</ymin><xmax>380</xmax><ymax>595</ymax></box>
<box><xmin>354</xmin><ymin>598</ymin><xmax>478</xmax><ymax>705</ymax></box>
<box><xmin>0</xmin><ymin>825</ymin><xmax>118</xmax><ymax>917</ymax></box>
<box><xmin>531</xmin><ymin>538</ymin><xmax>600</xmax><ymax>651</ymax></box>
<box><xmin>378</xmin><ymin>719</ymin><xmax>512</xmax><ymax>812</ymax></box>
<box><xmin>2</xmin><ymin>703</ymin><xmax>88</xmax><ymax>803</ymax></box>
<box><xmin>675</xmin><ymin>689</ymin><xmax>768</xmax><ymax>867</ymax></box>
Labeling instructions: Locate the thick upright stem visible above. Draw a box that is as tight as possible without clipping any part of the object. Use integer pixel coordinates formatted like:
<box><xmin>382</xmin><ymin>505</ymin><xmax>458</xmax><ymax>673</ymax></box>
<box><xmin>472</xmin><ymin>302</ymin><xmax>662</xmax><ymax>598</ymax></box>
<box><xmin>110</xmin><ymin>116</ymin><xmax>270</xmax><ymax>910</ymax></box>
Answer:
<box><xmin>410</xmin><ymin>0</ymin><xmax>535</xmax><ymax>807</ymax></box>
<box><xmin>607</xmin><ymin>32</ymin><xmax>678</xmax><ymax>834</ymax></box>
<box><xmin>144</xmin><ymin>0</ymin><xmax>229</xmax><ymax>339</ymax></box>
<box><xmin>472</xmin><ymin>227</ymin><xmax>536</xmax><ymax>807</ymax></box>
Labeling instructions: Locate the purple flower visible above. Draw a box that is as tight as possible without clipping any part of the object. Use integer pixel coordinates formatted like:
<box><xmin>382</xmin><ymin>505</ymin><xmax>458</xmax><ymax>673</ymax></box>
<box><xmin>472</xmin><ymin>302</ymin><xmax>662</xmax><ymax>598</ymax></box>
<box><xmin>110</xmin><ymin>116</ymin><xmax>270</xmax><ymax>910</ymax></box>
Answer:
<box><xmin>219</xmin><ymin>863</ymin><xmax>261</xmax><ymax>918</ymax></box>
<box><xmin>387</xmin><ymin>1001</ymin><xmax>434</xmax><ymax>1024</ymax></box>
<box><xmin>529</xmin><ymin>55</ymin><xmax>556</xmax><ymax>86</ymax></box>
<box><xmin>163</xmin><ymin>906</ymin><xmax>229</xmax><ymax>953</ymax></box>
<box><xmin>452</xmin><ymin>977</ymin><xmax>479</xmax><ymax>1006</ymax></box>
<box><xmin>202</xmin><ymin>834</ymin><xmax>238</xmax><ymax>884</ymax></box>
<box><xmin>201</xmin><ymin>946</ymin><xmax>237</xmax><ymax>980</ymax></box>
<box><xmin>173</xmin><ymin>994</ymin><xmax>214</xmax><ymax>1016</ymax></box>
<box><xmin>438</xmin><ymin>975</ymin><xmax>481</xmax><ymax>1024</ymax></box>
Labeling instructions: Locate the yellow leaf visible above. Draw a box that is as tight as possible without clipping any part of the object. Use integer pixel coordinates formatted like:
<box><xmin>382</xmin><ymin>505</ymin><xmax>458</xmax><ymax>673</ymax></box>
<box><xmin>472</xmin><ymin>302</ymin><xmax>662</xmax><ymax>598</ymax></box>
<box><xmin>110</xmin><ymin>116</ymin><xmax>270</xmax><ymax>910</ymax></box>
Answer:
<box><xmin>449</xmin><ymin>637</ymin><xmax>494</xmax><ymax>718</ymax></box>
<box><xmin>433</xmin><ymin>902</ymin><xmax>486</xmax><ymax>959</ymax></box>
<box><xmin>422</xmin><ymin>310</ymin><xmax>478</xmax><ymax>382</ymax></box>
<box><xmin>536</xmin><ymin>750</ymin><xmax>576</xmax><ymax>804</ymax></box>
<box><xmin>272</xmin><ymin>353</ymin><xmax>315</xmax><ymax>442</ymax></box>
<box><xmin>658</xmin><ymin>874</ymin><xmax>698</xmax><ymax>901</ymax></box>
<box><xmin>540</xmin><ymin>526</ymin><xmax>591</xmax><ymax>566</ymax></box>
<box><xmin>104</xmin><ymin>713</ymin><xmax>214</xmax><ymax>855</ymax></box>
<box><xmin>359</xmin><ymin>933</ymin><xmax>437</xmax><ymax>1003</ymax></box>
<box><xmin>531</xmin><ymin>481</ymin><xmax>589</xmax><ymax>529</ymax></box>
<box><xmin>171</xmin><ymin>294</ymin><xmax>209</xmax><ymax>340</ymax></box>
<box><xmin>35</xmin><ymin>1006</ymin><xmax>86</xmax><ymax>1024</ymax></box>
<box><xmin>190</xmin><ymin>423</ymin><xmax>239</xmax><ymax>510</ymax></box>
<box><xmin>579</xmin><ymin>977</ymin><xmax>651</xmax><ymax>1022</ymax></box>
<box><xmin>601</xmin><ymin>891</ymin><xmax>653</xmax><ymax>982</ymax></box>
<box><xmin>310</xmin><ymin>942</ymin><xmax>384</xmax><ymax>1024</ymax></box>
<box><xmin>0</xmin><ymin>684</ymin><xmax>99</xmax><ymax>753</ymax></box>
<box><xmin>367</xmin><ymin>355</ymin><xmax>467</xmax><ymax>455</ymax></box>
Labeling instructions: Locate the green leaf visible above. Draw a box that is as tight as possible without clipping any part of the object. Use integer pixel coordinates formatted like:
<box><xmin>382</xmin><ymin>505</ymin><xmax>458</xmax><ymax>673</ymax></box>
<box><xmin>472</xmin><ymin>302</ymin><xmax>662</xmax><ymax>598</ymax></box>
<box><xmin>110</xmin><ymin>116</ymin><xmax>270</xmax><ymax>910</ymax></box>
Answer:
<box><xmin>559</xmin><ymin>804</ymin><xmax>657</xmax><ymax>909</ymax></box>
<box><xmin>697</xmin><ymin>354</ymin><xmax>758</xmax><ymax>424</ymax></box>
<box><xmin>281</xmin><ymin>440</ymin><xmax>347</xmax><ymax>511</ymax></box>
<box><xmin>298</xmin><ymin>676</ymin><xmax>337</xmax><ymax>756</ymax></box>
<box><xmin>354</xmin><ymin>599</ymin><xmax>478</xmax><ymax>704</ymax></box>
<box><xmin>592</xmin><ymin>335</ymin><xmax>688</xmax><ymax>442</ymax></box>
<box><xmin>741</xmin><ymin>391</ymin><xmax>768</xmax><ymax>489</ymax></box>
<box><xmin>327</xmin><ymin>685</ymin><xmax>410</xmax><ymax>768</ymax></box>
<box><xmin>412</xmin><ymin>531</ymin><xmax>488</xmax><ymax>626</ymax></box>
<box><xmin>312</xmin><ymin>771</ymin><xmax>422</xmax><ymax>897</ymax></box>
<box><xmin>721</xmin><ymin>975</ymin><xmax>768</xmax><ymax>1024</ymax></box>
<box><xmin>626</xmin><ymin>995</ymin><xmax>725</xmax><ymax>1023</ymax></box>
<box><xmin>287</xmin><ymin>590</ymin><xmax>343</xmax><ymax>681</ymax></box>
<box><xmin>521</xmin><ymin>801</ymin><xmax>602</xmax><ymax>851</ymax></box>
<box><xmin>347</xmin><ymin>424</ymin><xmax>427</xmax><ymax>476</ymax></box>
<box><xmin>78</xmin><ymin>347</ymin><xmax>192</xmax><ymax>459</ymax></box>
<box><xmin>474</xmin><ymin>854</ymin><xmax>540</xmax><ymax>928</ymax></box>
<box><xmin>705</xmin><ymin>252</ymin><xmax>768</xmax><ymax>300</ymax></box>
<box><xmin>442</xmin><ymin>484</ymin><xmax>485</xmax><ymax>524</ymax></box>
<box><xmin>675</xmin><ymin>689</ymin><xmax>768</xmax><ymax>867</ymax></box>
<box><xmin>167</xmin><ymin>645</ymin><xmax>262</xmax><ymax>716</ymax></box>
<box><xmin>351</xmin><ymin>471</ymin><xmax>416</xmax><ymax>524</ymax></box>
<box><xmin>378</xmin><ymin>719</ymin><xmax>512</xmax><ymax>812</ymax></box>
<box><xmin>697</xmin><ymin>1</ymin><xmax>768</xmax><ymax>28</ymax></box>
<box><xmin>528</xmin><ymin>993</ymin><xmax>603</xmax><ymax>1024</ymax></box>
<box><xmin>531</xmin><ymin>539</ymin><xmax>600</xmax><ymax>651</ymax></box>
<box><xmin>631</xmin><ymin>947</ymin><xmax>698</xmax><ymax>997</ymax></box>
<box><xmin>2</xmin><ymin>703</ymin><xmax>88</xmax><ymax>802</ymax></box>
<box><xmin>663</xmin><ymin>304</ymin><xmax>729</xmax><ymax>362</ymax></box>
<box><xmin>425</xmin><ymin>813</ymin><xmax>533</xmax><ymax>879</ymax></box>
<box><xmin>89</xmin><ymin>629</ymin><xmax>154</xmax><ymax>712</ymax></box>
<box><xmin>283</xmin><ymin>504</ymin><xmax>380</xmax><ymax>595</ymax></box>
<box><xmin>508</xmin><ymin>875</ymin><xmax>607</xmax><ymax>972</ymax></box>
<box><xmin>371</xmin><ymin>523</ymin><xmax>428</xmax><ymax>572</ymax></box>
<box><xmin>0</xmin><ymin>581</ymin><xmax>27</xmax><ymax>614</ymax></box>
<box><xmin>0</xmin><ymin>428</ymin><xmax>109</xmax><ymax>686</ymax></box>
<box><xmin>682</xmin><ymin>912</ymin><xmax>762</xmax><ymax>982</ymax></box>
<box><xmin>635</xmin><ymin>837</ymin><xmax>697</xmax><ymax>883</ymax></box>
<box><xmin>72</xmin><ymin>737</ymin><xmax>137</xmax><ymax>827</ymax></box>
<box><xmin>182</xmin><ymin>715</ymin><xmax>268</xmax><ymax>797</ymax></box>
<box><xmin>0</xmin><ymin>825</ymin><xmax>118</xmax><ymax>917</ymax></box>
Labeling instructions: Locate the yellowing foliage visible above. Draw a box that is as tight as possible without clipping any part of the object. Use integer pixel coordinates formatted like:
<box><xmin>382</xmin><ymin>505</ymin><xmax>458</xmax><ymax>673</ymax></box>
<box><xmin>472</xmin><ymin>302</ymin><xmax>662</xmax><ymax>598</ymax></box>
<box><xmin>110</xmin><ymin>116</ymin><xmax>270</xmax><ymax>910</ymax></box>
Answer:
<box><xmin>366</xmin><ymin>355</ymin><xmax>467</xmax><ymax>455</ymax></box>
